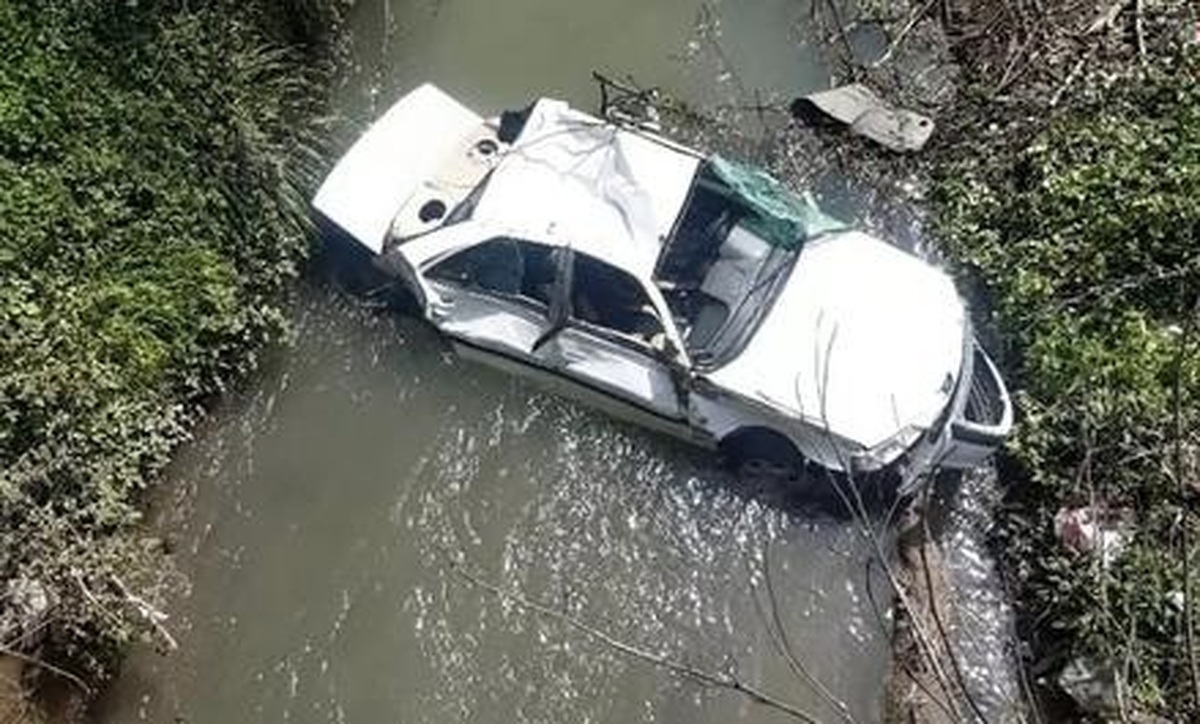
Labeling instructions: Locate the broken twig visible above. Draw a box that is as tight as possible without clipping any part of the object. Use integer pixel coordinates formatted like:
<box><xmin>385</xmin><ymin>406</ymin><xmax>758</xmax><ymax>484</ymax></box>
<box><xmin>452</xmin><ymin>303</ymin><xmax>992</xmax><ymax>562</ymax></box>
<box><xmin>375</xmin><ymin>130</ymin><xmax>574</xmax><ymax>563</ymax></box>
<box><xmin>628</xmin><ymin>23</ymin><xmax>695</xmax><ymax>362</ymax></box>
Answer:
<box><xmin>0</xmin><ymin>644</ymin><xmax>90</xmax><ymax>696</ymax></box>
<box><xmin>110</xmin><ymin>577</ymin><xmax>179</xmax><ymax>652</ymax></box>
<box><xmin>1085</xmin><ymin>0</ymin><xmax>1132</xmax><ymax>35</ymax></box>
<box><xmin>450</xmin><ymin>562</ymin><xmax>823</xmax><ymax>723</ymax></box>
<box><xmin>1050</xmin><ymin>43</ymin><xmax>1099</xmax><ymax>108</ymax></box>
<box><xmin>1134</xmin><ymin>0</ymin><xmax>1146</xmax><ymax>63</ymax></box>
<box><xmin>870</xmin><ymin>0</ymin><xmax>939</xmax><ymax>69</ymax></box>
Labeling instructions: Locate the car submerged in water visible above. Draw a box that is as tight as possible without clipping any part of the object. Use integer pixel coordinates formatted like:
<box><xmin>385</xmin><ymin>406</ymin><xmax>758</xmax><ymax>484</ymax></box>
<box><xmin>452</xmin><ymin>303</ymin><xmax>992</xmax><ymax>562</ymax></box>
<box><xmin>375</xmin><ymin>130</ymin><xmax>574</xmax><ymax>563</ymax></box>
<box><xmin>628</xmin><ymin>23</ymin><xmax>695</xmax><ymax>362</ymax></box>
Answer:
<box><xmin>313</xmin><ymin>83</ymin><xmax>1012</xmax><ymax>495</ymax></box>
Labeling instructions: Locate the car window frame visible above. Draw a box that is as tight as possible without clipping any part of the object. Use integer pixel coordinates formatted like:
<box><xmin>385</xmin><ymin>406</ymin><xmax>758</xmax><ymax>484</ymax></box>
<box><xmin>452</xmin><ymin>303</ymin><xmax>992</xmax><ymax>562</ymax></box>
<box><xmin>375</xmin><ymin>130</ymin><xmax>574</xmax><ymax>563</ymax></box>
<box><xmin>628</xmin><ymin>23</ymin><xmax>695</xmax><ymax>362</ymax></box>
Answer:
<box><xmin>423</xmin><ymin>235</ymin><xmax>561</xmax><ymax>316</ymax></box>
<box><xmin>562</xmin><ymin>249</ymin><xmax>679</xmax><ymax>361</ymax></box>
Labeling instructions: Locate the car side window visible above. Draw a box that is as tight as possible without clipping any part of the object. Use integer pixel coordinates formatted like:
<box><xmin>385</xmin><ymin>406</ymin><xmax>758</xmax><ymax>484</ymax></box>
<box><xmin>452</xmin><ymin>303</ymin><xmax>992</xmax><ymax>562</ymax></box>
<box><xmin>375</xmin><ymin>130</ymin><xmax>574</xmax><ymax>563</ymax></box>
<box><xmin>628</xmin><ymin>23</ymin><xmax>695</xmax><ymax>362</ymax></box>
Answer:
<box><xmin>570</xmin><ymin>253</ymin><xmax>664</xmax><ymax>343</ymax></box>
<box><xmin>427</xmin><ymin>237</ymin><xmax>557</xmax><ymax>307</ymax></box>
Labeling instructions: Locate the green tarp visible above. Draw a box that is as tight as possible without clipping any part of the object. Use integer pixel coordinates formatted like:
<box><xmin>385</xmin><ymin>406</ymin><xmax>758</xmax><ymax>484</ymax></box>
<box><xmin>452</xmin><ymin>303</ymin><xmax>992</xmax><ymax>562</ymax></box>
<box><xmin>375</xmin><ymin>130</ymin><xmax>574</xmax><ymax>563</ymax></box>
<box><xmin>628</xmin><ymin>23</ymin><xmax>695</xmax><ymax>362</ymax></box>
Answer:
<box><xmin>708</xmin><ymin>155</ymin><xmax>848</xmax><ymax>250</ymax></box>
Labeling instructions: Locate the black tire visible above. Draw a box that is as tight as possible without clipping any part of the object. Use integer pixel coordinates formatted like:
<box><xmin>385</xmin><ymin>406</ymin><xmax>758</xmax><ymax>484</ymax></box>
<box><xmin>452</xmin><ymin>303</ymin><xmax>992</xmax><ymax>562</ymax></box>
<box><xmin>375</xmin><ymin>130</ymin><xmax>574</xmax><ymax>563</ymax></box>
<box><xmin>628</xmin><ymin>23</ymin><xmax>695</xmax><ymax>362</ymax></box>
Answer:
<box><xmin>722</xmin><ymin>429</ymin><xmax>805</xmax><ymax>483</ymax></box>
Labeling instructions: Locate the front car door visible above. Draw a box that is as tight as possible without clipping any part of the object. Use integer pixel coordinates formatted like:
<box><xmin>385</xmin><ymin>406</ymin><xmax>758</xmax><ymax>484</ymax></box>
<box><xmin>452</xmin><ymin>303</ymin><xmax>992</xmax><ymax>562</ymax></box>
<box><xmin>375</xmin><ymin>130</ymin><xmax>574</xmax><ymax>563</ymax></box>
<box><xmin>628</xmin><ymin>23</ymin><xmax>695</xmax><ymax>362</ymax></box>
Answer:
<box><xmin>535</xmin><ymin>251</ymin><xmax>686</xmax><ymax>422</ymax></box>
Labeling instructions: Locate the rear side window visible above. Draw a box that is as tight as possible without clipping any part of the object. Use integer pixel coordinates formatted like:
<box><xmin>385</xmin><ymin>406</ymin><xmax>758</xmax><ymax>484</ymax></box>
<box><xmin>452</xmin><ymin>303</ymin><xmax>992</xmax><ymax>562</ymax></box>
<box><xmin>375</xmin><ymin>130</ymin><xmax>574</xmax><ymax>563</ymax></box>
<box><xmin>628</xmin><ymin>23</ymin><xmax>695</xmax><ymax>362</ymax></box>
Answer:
<box><xmin>427</xmin><ymin>238</ymin><xmax>557</xmax><ymax>306</ymax></box>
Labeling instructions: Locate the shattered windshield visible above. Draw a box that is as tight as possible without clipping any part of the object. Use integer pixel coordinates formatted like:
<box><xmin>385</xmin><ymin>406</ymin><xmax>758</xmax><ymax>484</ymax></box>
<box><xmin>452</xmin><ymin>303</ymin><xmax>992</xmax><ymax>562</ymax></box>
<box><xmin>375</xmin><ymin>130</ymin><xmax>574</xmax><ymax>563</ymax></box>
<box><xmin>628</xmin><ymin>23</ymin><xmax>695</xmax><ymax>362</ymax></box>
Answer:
<box><xmin>654</xmin><ymin>158</ymin><xmax>848</xmax><ymax>369</ymax></box>
<box><xmin>706</xmin><ymin>155</ymin><xmax>848</xmax><ymax>249</ymax></box>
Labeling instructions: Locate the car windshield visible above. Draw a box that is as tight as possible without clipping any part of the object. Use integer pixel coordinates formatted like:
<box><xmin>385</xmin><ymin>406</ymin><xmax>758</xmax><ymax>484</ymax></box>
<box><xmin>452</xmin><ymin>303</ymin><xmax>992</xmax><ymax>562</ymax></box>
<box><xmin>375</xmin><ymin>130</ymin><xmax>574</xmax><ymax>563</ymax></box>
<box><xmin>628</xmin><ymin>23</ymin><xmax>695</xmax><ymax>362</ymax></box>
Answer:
<box><xmin>654</xmin><ymin>158</ymin><xmax>847</xmax><ymax>369</ymax></box>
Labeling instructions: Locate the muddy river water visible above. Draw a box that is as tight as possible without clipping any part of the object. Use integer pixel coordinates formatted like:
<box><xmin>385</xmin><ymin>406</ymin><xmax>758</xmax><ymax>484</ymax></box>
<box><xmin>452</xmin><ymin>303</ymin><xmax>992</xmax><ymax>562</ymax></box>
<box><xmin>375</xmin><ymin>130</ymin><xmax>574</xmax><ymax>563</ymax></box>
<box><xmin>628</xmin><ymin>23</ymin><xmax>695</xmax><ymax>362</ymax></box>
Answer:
<box><xmin>96</xmin><ymin>1</ymin><xmax>907</xmax><ymax>722</ymax></box>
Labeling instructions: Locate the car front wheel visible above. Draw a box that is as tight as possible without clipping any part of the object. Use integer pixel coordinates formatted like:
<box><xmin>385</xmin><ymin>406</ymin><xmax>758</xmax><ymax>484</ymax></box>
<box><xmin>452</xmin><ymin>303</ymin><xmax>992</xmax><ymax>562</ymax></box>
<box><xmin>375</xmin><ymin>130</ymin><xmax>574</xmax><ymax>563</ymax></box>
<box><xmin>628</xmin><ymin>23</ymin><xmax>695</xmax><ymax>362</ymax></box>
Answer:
<box><xmin>722</xmin><ymin>429</ymin><xmax>806</xmax><ymax>484</ymax></box>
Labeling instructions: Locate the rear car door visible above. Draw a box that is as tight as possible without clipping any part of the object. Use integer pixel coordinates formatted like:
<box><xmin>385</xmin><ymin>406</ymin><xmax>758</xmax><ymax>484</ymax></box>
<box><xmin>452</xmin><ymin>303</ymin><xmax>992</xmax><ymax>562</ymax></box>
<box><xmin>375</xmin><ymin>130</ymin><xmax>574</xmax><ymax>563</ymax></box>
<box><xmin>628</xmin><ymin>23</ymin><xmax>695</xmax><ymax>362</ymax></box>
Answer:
<box><xmin>423</xmin><ymin>237</ymin><xmax>560</xmax><ymax>366</ymax></box>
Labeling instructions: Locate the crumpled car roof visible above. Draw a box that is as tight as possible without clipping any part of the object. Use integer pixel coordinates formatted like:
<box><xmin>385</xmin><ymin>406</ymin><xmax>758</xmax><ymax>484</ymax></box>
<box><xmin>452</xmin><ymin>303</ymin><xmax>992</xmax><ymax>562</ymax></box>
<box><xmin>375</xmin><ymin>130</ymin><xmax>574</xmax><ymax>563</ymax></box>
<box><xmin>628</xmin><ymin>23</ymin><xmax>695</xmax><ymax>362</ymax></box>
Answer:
<box><xmin>472</xmin><ymin>99</ymin><xmax>699</xmax><ymax>277</ymax></box>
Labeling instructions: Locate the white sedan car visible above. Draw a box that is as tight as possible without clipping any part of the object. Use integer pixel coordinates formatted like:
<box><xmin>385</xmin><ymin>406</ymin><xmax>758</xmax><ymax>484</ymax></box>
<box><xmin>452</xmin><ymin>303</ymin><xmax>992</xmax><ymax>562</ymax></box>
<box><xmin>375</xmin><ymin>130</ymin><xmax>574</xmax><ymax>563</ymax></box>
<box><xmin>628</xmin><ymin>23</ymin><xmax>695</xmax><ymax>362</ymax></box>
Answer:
<box><xmin>314</xmin><ymin>84</ymin><xmax>1011</xmax><ymax>494</ymax></box>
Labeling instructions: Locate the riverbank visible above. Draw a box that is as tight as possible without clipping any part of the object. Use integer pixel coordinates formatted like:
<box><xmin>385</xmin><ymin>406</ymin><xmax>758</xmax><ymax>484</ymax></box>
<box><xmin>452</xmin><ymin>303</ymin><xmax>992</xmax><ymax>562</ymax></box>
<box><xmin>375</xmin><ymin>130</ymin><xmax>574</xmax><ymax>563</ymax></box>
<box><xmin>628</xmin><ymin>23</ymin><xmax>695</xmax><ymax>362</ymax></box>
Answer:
<box><xmin>668</xmin><ymin>0</ymin><xmax>1199</xmax><ymax>718</ymax></box>
<box><xmin>0</xmin><ymin>0</ymin><xmax>344</xmax><ymax>716</ymax></box>
<box><xmin>829</xmin><ymin>0</ymin><xmax>1200</xmax><ymax>719</ymax></box>
<box><xmin>929</xmin><ymin>2</ymin><xmax>1198</xmax><ymax>719</ymax></box>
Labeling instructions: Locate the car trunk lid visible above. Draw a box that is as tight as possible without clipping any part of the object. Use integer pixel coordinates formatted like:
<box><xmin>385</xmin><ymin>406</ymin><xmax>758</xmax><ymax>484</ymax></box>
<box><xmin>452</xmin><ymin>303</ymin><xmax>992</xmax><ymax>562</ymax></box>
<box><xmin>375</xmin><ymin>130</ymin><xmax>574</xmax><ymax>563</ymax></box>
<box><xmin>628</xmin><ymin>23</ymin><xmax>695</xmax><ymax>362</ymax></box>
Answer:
<box><xmin>313</xmin><ymin>83</ymin><xmax>483</xmax><ymax>254</ymax></box>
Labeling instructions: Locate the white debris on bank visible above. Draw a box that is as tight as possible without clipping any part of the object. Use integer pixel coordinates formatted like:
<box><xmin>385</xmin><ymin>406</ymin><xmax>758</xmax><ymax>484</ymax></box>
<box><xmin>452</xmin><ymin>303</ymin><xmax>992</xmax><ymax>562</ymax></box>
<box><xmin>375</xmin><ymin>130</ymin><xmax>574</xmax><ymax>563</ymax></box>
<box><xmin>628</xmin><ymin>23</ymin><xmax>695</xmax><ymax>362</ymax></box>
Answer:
<box><xmin>1053</xmin><ymin>505</ymin><xmax>1132</xmax><ymax>568</ymax></box>
<box><xmin>0</xmin><ymin>578</ymin><xmax>53</xmax><ymax>644</ymax></box>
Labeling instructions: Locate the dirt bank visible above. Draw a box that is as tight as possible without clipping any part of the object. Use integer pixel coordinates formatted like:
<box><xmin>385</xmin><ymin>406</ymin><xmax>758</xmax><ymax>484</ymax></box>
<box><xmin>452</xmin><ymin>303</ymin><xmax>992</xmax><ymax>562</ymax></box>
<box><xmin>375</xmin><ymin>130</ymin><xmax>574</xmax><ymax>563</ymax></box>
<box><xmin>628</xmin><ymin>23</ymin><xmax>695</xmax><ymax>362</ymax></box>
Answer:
<box><xmin>1</xmin><ymin>656</ymin><xmax>34</xmax><ymax>724</ymax></box>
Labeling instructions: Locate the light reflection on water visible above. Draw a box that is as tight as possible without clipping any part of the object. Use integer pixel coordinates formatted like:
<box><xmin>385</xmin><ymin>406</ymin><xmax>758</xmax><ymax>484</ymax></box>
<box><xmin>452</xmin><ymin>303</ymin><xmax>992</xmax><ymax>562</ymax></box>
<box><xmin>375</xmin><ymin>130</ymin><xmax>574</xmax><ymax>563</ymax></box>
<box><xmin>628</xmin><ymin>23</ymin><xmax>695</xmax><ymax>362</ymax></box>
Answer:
<box><xmin>339</xmin><ymin>0</ymin><xmax>829</xmax><ymax>120</ymax></box>
<box><xmin>96</xmin><ymin>286</ymin><xmax>891</xmax><ymax>723</ymax></box>
<box><xmin>95</xmin><ymin>0</ymin><xmax>913</xmax><ymax>720</ymax></box>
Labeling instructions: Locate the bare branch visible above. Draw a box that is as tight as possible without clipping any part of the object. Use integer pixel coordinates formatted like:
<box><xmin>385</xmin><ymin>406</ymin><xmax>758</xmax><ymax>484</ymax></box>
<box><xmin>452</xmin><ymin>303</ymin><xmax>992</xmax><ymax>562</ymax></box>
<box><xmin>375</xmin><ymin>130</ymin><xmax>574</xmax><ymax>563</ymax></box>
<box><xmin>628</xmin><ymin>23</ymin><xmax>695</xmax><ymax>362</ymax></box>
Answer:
<box><xmin>1084</xmin><ymin>0</ymin><xmax>1131</xmax><ymax>35</ymax></box>
<box><xmin>870</xmin><ymin>0</ymin><xmax>940</xmax><ymax>69</ymax></box>
<box><xmin>918</xmin><ymin>493</ymin><xmax>991</xmax><ymax>723</ymax></box>
<box><xmin>1050</xmin><ymin>43</ymin><xmax>1099</xmax><ymax>108</ymax></box>
<box><xmin>747</xmin><ymin>542</ymin><xmax>857</xmax><ymax>723</ymax></box>
<box><xmin>111</xmin><ymin>576</ymin><xmax>179</xmax><ymax>653</ymax></box>
<box><xmin>449</xmin><ymin>562</ymin><xmax>825</xmax><ymax>723</ymax></box>
<box><xmin>1133</xmin><ymin>0</ymin><xmax>1146</xmax><ymax>63</ymax></box>
<box><xmin>0</xmin><ymin>644</ymin><xmax>90</xmax><ymax>696</ymax></box>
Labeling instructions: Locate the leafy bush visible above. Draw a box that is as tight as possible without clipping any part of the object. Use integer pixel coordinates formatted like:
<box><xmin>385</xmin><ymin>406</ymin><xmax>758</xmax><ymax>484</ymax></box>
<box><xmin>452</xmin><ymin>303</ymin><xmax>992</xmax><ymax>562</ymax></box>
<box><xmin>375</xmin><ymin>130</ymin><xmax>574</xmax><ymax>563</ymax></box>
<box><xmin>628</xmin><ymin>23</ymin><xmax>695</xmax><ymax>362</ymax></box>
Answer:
<box><xmin>933</xmin><ymin>52</ymin><xmax>1200</xmax><ymax>716</ymax></box>
<box><xmin>0</xmin><ymin>0</ymin><xmax>338</xmax><ymax>680</ymax></box>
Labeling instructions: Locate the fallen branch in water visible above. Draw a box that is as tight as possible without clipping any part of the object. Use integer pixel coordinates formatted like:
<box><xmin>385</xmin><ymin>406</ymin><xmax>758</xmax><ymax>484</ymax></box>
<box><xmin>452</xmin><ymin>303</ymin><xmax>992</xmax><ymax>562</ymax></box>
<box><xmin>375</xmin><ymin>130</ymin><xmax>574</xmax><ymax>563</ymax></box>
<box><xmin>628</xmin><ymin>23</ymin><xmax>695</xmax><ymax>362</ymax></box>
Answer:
<box><xmin>919</xmin><ymin>499</ymin><xmax>990</xmax><ymax>724</ymax></box>
<box><xmin>449</xmin><ymin>561</ymin><xmax>824</xmax><ymax>723</ymax></box>
<box><xmin>110</xmin><ymin>577</ymin><xmax>179</xmax><ymax>653</ymax></box>
<box><xmin>750</xmin><ymin>543</ymin><xmax>856</xmax><ymax>723</ymax></box>
<box><xmin>811</xmin><ymin>428</ymin><xmax>965</xmax><ymax>721</ymax></box>
<box><xmin>74</xmin><ymin>573</ymin><xmax>178</xmax><ymax>653</ymax></box>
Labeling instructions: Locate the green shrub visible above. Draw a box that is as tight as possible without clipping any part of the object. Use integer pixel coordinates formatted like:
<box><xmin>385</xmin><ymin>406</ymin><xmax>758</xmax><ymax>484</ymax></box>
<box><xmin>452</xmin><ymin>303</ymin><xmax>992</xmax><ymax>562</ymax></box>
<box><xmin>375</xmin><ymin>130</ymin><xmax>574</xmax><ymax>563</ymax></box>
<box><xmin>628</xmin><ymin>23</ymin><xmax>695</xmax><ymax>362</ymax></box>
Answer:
<box><xmin>0</xmin><ymin>0</ymin><xmax>337</xmax><ymax>679</ymax></box>
<box><xmin>934</xmin><ymin>52</ymin><xmax>1200</xmax><ymax>716</ymax></box>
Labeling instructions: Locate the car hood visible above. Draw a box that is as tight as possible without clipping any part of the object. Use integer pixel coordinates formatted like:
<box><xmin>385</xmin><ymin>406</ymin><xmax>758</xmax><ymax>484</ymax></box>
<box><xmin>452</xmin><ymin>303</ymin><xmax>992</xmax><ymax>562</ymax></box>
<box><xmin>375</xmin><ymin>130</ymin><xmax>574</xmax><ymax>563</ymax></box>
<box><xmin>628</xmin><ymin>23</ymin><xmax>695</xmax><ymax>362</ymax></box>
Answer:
<box><xmin>706</xmin><ymin>231</ymin><xmax>965</xmax><ymax>450</ymax></box>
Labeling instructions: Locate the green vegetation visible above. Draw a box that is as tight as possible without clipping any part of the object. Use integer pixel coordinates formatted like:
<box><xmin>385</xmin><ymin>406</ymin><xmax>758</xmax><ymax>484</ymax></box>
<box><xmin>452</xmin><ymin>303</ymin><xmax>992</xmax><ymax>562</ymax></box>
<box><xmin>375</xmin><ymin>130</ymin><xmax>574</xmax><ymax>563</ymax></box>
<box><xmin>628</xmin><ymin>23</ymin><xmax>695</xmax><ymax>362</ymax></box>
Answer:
<box><xmin>933</xmin><ymin>51</ymin><xmax>1200</xmax><ymax>716</ymax></box>
<box><xmin>0</xmin><ymin>0</ymin><xmax>340</xmax><ymax>681</ymax></box>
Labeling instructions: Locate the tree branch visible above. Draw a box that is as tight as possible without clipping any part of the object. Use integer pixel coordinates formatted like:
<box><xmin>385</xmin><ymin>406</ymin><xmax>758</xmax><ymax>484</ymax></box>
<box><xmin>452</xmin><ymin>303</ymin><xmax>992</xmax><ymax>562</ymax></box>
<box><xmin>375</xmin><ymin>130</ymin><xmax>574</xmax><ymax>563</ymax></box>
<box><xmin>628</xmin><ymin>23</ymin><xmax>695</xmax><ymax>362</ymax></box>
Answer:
<box><xmin>748</xmin><ymin>542</ymin><xmax>856</xmax><ymax>722</ymax></box>
<box><xmin>0</xmin><ymin>644</ymin><xmax>90</xmax><ymax>696</ymax></box>
<box><xmin>449</xmin><ymin>562</ymin><xmax>824</xmax><ymax>723</ymax></box>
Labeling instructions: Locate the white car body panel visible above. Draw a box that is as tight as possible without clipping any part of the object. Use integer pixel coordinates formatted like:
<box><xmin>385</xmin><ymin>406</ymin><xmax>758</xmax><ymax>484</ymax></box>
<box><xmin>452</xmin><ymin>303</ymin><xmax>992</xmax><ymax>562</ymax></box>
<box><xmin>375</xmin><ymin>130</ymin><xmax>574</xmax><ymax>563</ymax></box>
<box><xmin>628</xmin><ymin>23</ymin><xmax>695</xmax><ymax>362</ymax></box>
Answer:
<box><xmin>535</xmin><ymin>325</ymin><xmax>684</xmax><ymax>420</ymax></box>
<box><xmin>314</xmin><ymin>83</ymin><xmax>1013</xmax><ymax>487</ymax></box>
<box><xmin>472</xmin><ymin>99</ymin><xmax>699</xmax><ymax>278</ymax></box>
<box><xmin>395</xmin><ymin>218</ymin><xmax>693</xmax><ymax>372</ymax></box>
<box><xmin>707</xmin><ymin>231</ymin><xmax>964</xmax><ymax>450</ymax></box>
<box><xmin>452</xmin><ymin>341</ymin><xmax>701</xmax><ymax>444</ymax></box>
<box><xmin>427</xmin><ymin>284</ymin><xmax>548</xmax><ymax>365</ymax></box>
<box><xmin>313</xmin><ymin>84</ymin><xmax>482</xmax><ymax>252</ymax></box>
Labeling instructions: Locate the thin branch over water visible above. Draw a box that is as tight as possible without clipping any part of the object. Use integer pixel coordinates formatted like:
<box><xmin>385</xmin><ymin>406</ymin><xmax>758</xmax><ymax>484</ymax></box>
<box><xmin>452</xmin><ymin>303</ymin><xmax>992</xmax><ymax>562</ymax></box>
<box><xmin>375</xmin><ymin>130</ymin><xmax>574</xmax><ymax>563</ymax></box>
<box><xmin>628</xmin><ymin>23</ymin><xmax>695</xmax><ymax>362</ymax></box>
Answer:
<box><xmin>448</xmin><ymin>559</ymin><xmax>826</xmax><ymax>723</ymax></box>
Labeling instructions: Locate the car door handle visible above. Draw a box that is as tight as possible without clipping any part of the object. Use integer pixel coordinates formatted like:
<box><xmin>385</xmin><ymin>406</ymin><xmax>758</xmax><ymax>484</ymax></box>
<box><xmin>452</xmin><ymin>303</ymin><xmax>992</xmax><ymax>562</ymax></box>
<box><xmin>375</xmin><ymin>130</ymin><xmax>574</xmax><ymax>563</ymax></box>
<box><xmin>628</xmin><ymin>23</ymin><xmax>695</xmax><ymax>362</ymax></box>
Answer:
<box><xmin>531</xmin><ymin>322</ymin><xmax>565</xmax><ymax>353</ymax></box>
<box><xmin>428</xmin><ymin>299</ymin><xmax>455</xmax><ymax>321</ymax></box>
<box><xmin>533</xmin><ymin>338</ymin><xmax>583</xmax><ymax>367</ymax></box>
